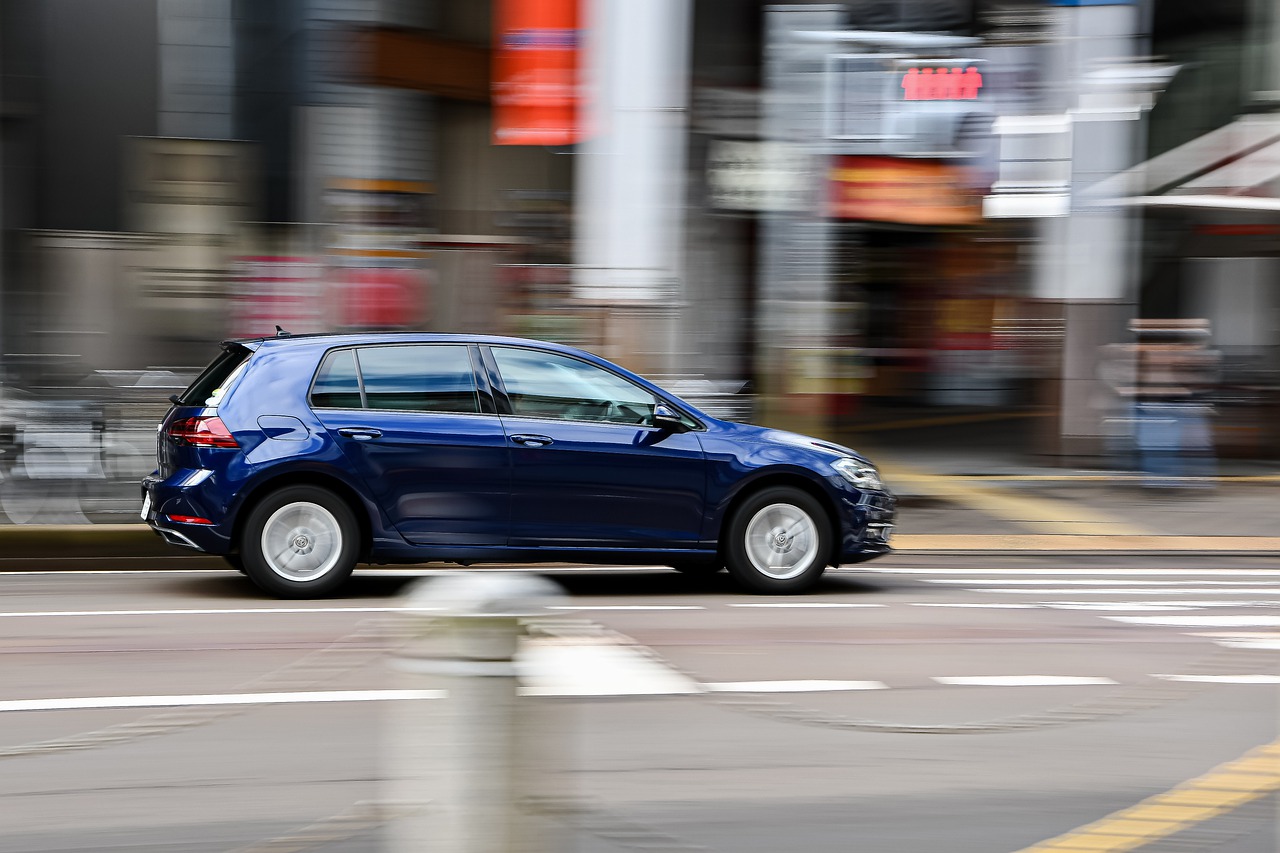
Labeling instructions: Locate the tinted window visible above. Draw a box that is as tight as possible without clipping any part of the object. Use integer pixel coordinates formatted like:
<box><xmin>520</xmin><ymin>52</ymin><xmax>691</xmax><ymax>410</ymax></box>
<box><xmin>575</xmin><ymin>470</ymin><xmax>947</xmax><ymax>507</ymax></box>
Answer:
<box><xmin>311</xmin><ymin>349</ymin><xmax>363</xmax><ymax>409</ymax></box>
<box><xmin>492</xmin><ymin>347</ymin><xmax>655</xmax><ymax>424</ymax></box>
<box><xmin>357</xmin><ymin>345</ymin><xmax>479</xmax><ymax>413</ymax></box>
<box><xmin>177</xmin><ymin>345</ymin><xmax>251</xmax><ymax>406</ymax></box>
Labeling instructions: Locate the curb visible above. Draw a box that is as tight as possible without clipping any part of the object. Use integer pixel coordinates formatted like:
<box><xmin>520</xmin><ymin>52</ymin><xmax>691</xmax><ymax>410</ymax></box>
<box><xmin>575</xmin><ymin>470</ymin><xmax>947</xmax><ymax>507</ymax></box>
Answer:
<box><xmin>0</xmin><ymin>526</ymin><xmax>1276</xmax><ymax>563</ymax></box>
<box><xmin>0</xmin><ymin>524</ymin><xmax>179</xmax><ymax>559</ymax></box>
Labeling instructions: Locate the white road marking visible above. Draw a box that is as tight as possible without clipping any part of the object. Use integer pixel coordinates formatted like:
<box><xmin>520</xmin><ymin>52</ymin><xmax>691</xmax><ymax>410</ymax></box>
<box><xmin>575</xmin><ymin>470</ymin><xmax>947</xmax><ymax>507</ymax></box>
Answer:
<box><xmin>546</xmin><ymin>605</ymin><xmax>705</xmax><ymax>612</ymax></box>
<box><xmin>909</xmin><ymin>603</ymin><xmax>1040</xmax><ymax>609</ymax></box>
<box><xmin>1154</xmin><ymin>675</ymin><xmax>1280</xmax><ymax>684</ymax></box>
<box><xmin>932</xmin><ymin>676</ymin><xmax>1118</xmax><ymax>686</ymax></box>
<box><xmin>1107</xmin><ymin>615</ymin><xmax>1280</xmax><ymax>627</ymax></box>
<box><xmin>0</xmin><ymin>566</ymin><xmax>678</xmax><ymax>575</ymax></box>
<box><xmin>0</xmin><ymin>607</ymin><xmax>436</xmax><ymax>619</ymax></box>
<box><xmin>702</xmin><ymin>680</ymin><xmax>887</xmax><ymax>693</ymax></box>
<box><xmin>728</xmin><ymin>602</ymin><xmax>885</xmax><ymax>608</ymax></box>
<box><xmin>1213</xmin><ymin>639</ymin><xmax>1280</xmax><ymax>650</ymax></box>
<box><xmin>0</xmin><ymin>689</ymin><xmax>444</xmax><ymax>713</ymax></box>
<box><xmin>864</xmin><ymin>568</ymin><xmax>1280</xmax><ymax>576</ymax></box>
<box><xmin>520</xmin><ymin>643</ymin><xmax>701</xmax><ymax>696</ymax></box>
<box><xmin>1045</xmin><ymin>601</ymin><xmax>1280</xmax><ymax>611</ymax></box>
<box><xmin>987</xmin><ymin>589</ymin><xmax>1280</xmax><ymax>596</ymax></box>
<box><xmin>925</xmin><ymin>579</ymin><xmax>1273</xmax><ymax>586</ymax></box>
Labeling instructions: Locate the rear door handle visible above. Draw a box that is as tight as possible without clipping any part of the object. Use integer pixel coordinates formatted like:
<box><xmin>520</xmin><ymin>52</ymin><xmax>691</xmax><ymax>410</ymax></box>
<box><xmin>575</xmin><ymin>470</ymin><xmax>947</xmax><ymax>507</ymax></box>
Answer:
<box><xmin>510</xmin><ymin>433</ymin><xmax>554</xmax><ymax>448</ymax></box>
<box><xmin>337</xmin><ymin>427</ymin><xmax>382</xmax><ymax>441</ymax></box>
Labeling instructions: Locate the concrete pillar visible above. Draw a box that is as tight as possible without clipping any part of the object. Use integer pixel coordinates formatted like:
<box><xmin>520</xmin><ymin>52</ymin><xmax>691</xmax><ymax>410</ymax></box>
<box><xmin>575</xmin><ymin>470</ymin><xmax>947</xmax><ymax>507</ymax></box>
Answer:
<box><xmin>385</xmin><ymin>572</ymin><xmax>568</xmax><ymax>853</ymax></box>
<box><xmin>755</xmin><ymin>6</ymin><xmax>844</xmax><ymax>436</ymax></box>
<box><xmin>1035</xmin><ymin>1</ymin><xmax>1145</xmax><ymax>460</ymax></box>
<box><xmin>574</xmin><ymin>0</ymin><xmax>691</xmax><ymax>374</ymax></box>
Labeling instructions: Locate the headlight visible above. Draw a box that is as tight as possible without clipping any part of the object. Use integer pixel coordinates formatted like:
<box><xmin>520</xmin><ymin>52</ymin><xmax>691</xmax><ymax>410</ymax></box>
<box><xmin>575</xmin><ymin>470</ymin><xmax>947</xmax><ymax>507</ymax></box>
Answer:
<box><xmin>832</xmin><ymin>457</ymin><xmax>883</xmax><ymax>490</ymax></box>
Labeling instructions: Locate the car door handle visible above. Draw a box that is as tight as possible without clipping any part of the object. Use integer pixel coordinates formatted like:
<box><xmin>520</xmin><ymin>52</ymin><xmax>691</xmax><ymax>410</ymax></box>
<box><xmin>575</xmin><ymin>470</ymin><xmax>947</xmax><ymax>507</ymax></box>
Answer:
<box><xmin>510</xmin><ymin>433</ymin><xmax>554</xmax><ymax>448</ymax></box>
<box><xmin>337</xmin><ymin>427</ymin><xmax>382</xmax><ymax>441</ymax></box>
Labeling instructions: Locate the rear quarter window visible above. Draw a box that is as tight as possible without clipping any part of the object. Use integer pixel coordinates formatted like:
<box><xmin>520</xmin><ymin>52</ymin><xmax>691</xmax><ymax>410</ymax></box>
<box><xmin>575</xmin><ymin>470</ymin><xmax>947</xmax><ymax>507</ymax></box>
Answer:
<box><xmin>311</xmin><ymin>349</ymin><xmax>363</xmax><ymax>409</ymax></box>
<box><xmin>176</xmin><ymin>346</ymin><xmax>252</xmax><ymax>406</ymax></box>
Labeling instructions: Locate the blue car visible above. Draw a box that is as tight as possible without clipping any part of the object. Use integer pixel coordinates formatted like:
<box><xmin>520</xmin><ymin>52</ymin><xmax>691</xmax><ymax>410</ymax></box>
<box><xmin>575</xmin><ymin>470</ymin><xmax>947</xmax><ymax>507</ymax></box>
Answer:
<box><xmin>143</xmin><ymin>333</ymin><xmax>895</xmax><ymax>597</ymax></box>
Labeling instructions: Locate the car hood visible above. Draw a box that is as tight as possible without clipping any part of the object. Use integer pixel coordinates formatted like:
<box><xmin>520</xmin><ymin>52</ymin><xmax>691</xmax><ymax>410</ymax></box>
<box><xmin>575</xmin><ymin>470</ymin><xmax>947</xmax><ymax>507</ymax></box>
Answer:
<box><xmin>705</xmin><ymin>419</ymin><xmax>871</xmax><ymax>463</ymax></box>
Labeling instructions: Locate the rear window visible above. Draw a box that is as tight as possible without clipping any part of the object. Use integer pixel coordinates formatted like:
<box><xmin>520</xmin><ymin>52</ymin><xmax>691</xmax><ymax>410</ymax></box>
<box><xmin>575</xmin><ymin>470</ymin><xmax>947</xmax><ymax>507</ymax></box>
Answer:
<box><xmin>175</xmin><ymin>346</ymin><xmax>252</xmax><ymax>406</ymax></box>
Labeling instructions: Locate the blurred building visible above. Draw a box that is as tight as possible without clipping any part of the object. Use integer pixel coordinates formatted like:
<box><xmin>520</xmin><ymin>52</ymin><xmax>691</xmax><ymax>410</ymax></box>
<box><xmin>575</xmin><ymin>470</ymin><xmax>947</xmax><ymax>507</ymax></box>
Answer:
<box><xmin>0</xmin><ymin>0</ymin><xmax>1276</xmax><ymax>460</ymax></box>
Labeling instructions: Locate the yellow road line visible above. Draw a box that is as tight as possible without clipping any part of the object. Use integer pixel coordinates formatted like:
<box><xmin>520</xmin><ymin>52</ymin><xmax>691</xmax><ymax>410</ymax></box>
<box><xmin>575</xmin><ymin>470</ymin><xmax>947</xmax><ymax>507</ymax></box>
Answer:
<box><xmin>879</xmin><ymin>464</ymin><xmax>1152</xmax><ymax>536</ymax></box>
<box><xmin>1012</xmin><ymin>740</ymin><xmax>1280</xmax><ymax>852</ymax></box>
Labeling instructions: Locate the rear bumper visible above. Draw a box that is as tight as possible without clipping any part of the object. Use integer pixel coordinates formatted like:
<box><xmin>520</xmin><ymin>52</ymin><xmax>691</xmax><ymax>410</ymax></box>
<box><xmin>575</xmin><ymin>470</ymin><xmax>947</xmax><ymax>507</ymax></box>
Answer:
<box><xmin>141</xmin><ymin>472</ymin><xmax>233</xmax><ymax>554</ymax></box>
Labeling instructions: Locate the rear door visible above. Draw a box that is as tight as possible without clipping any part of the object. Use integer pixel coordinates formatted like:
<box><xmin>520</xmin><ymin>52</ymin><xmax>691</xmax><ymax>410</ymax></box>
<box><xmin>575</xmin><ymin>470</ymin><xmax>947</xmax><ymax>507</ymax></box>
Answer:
<box><xmin>486</xmin><ymin>345</ymin><xmax>706</xmax><ymax>548</ymax></box>
<box><xmin>310</xmin><ymin>343</ymin><xmax>510</xmax><ymax>546</ymax></box>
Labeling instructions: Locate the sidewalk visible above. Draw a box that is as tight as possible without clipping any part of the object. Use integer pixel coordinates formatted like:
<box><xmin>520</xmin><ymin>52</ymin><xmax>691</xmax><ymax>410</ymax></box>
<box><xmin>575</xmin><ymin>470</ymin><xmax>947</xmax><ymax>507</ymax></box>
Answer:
<box><xmin>1</xmin><ymin>408</ymin><xmax>1277</xmax><ymax>560</ymax></box>
<box><xmin>843</xmin><ymin>406</ymin><xmax>1280</xmax><ymax>555</ymax></box>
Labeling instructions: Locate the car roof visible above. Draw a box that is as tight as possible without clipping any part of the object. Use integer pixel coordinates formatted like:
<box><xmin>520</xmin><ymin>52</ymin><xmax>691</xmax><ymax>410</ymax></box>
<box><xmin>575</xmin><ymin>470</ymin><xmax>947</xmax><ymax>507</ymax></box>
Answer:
<box><xmin>229</xmin><ymin>332</ymin><xmax>619</xmax><ymax>367</ymax></box>
<box><xmin>231</xmin><ymin>332</ymin><xmax>588</xmax><ymax>353</ymax></box>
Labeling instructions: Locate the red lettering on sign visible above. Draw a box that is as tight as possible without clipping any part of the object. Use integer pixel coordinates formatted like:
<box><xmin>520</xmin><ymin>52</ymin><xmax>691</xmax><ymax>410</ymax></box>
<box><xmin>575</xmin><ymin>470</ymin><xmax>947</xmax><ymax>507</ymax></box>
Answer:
<box><xmin>901</xmin><ymin>66</ymin><xmax>983</xmax><ymax>100</ymax></box>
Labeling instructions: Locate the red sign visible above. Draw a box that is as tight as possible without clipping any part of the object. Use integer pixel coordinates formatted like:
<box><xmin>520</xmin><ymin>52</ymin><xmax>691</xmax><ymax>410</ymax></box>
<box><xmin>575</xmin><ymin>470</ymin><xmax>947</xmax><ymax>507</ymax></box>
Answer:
<box><xmin>335</xmin><ymin>268</ymin><xmax>429</xmax><ymax>330</ymax></box>
<box><xmin>829</xmin><ymin>156</ymin><xmax>981</xmax><ymax>226</ymax></box>
<box><xmin>902</xmin><ymin>67</ymin><xmax>983</xmax><ymax>101</ymax></box>
<box><xmin>492</xmin><ymin>0</ymin><xmax>581</xmax><ymax>145</ymax></box>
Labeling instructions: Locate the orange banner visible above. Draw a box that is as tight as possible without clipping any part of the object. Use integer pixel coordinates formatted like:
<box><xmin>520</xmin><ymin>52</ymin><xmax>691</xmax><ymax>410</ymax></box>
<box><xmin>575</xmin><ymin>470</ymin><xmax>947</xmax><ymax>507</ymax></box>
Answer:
<box><xmin>493</xmin><ymin>0</ymin><xmax>580</xmax><ymax>146</ymax></box>
<box><xmin>829</xmin><ymin>156</ymin><xmax>981</xmax><ymax>226</ymax></box>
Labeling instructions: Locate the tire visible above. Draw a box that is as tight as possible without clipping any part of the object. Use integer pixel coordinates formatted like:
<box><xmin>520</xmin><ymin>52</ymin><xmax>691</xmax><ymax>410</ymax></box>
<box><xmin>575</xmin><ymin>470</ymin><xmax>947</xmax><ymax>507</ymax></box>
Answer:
<box><xmin>724</xmin><ymin>486</ymin><xmax>830</xmax><ymax>594</ymax></box>
<box><xmin>239</xmin><ymin>485</ymin><xmax>359</xmax><ymax>598</ymax></box>
<box><xmin>223</xmin><ymin>554</ymin><xmax>246</xmax><ymax>574</ymax></box>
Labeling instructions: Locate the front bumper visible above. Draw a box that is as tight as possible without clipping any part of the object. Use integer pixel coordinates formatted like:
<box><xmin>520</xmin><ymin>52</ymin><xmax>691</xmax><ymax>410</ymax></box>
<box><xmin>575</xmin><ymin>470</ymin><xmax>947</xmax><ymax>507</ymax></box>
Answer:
<box><xmin>837</xmin><ymin>488</ymin><xmax>897</xmax><ymax>564</ymax></box>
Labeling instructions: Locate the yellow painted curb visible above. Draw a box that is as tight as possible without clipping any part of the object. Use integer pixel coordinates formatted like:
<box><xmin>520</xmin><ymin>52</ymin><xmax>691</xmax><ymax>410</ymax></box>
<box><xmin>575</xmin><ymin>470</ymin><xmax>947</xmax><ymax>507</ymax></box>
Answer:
<box><xmin>1011</xmin><ymin>740</ymin><xmax>1280</xmax><ymax>852</ymax></box>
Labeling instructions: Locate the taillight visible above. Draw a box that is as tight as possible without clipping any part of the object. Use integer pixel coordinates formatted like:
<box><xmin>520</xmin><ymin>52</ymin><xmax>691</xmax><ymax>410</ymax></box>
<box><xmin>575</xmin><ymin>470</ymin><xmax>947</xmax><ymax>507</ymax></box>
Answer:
<box><xmin>167</xmin><ymin>416</ymin><xmax>239</xmax><ymax>448</ymax></box>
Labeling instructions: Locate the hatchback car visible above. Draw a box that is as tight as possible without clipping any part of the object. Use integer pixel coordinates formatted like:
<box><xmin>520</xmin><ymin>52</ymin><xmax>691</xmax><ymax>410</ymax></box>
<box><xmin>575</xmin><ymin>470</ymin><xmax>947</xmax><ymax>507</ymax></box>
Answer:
<box><xmin>142</xmin><ymin>333</ymin><xmax>895</xmax><ymax>597</ymax></box>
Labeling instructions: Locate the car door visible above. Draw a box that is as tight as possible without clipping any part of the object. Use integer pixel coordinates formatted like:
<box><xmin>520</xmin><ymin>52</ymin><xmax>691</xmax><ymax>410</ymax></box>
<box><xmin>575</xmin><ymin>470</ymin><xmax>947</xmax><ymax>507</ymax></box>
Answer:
<box><xmin>310</xmin><ymin>343</ymin><xmax>510</xmax><ymax>546</ymax></box>
<box><xmin>486</xmin><ymin>345</ymin><xmax>706</xmax><ymax>548</ymax></box>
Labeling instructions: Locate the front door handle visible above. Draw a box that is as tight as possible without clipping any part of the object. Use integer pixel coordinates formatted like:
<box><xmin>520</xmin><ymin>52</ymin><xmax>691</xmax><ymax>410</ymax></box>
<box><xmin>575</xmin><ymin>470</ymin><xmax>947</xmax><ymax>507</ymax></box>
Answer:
<box><xmin>509</xmin><ymin>433</ymin><xmax>554</xmax><ymax>448</ymax></box>
<box><xmin>337</xmin><ymin>427</ymin><xmax>382</xmax><ymax>441</ymax></box>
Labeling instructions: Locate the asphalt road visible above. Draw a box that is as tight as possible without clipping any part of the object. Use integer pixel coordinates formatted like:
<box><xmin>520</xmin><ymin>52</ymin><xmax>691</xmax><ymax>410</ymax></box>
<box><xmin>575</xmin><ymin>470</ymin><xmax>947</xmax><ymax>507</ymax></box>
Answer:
<box><xmin>2</xmin><ymin>555</ymin><xmax>1279</xmax><ymax>852</ymax></box>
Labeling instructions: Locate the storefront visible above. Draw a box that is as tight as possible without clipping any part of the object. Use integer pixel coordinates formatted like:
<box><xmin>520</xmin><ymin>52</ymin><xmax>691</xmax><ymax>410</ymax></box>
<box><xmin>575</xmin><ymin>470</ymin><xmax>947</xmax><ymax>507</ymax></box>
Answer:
<box><xmin>826</xmin><ymin>154</ymin><xmax>1037</xmax><ymax>421</ymax></box>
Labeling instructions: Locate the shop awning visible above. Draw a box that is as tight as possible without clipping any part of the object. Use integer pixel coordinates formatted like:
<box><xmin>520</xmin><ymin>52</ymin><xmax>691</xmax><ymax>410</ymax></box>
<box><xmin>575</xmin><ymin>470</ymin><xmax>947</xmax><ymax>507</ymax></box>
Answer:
<box><xmin>1087</xmin><ymin>114</ymin><xmax>1280</xmax><ymax>211</ymax></box>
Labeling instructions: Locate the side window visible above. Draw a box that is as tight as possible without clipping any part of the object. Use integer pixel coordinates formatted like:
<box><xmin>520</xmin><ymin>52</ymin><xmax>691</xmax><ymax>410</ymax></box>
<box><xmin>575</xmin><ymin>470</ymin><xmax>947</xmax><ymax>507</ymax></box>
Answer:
<box><xmin>357</xmin><ymin>345</ymin><xmax>479</xmax><ymax>413</ymax></box>
<box><xmin>311</xmin><ymin>349</ymin><xmax>362</xmax><ymax>409</ymax></box>
<box><xmin>492</xmin><ymin>347</ymin><xmax>656</xmax><ymax>425</ymax></box>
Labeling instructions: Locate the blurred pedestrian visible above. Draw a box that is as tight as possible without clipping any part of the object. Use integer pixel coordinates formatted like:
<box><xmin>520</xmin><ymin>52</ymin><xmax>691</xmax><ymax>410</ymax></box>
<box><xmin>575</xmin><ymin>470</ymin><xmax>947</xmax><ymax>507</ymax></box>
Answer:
<box><xmin>1129</xmin><ymin>320</ymin><xmax>1220</xmax><ymax>490</ymax></box>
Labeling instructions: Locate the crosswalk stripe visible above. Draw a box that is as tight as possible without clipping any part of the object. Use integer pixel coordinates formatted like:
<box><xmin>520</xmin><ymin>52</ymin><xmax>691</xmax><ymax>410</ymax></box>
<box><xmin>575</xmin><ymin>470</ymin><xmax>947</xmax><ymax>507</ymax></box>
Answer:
<box><xmin>865</xmin><ymin>568</ymin><xmax>1280</xmax><ymax>576</ymax></box>
<box><xmin>1155</xmin><ymin>675</ymin><xmax>1280</xmax><ymax>684</ymax></box>
<box><xmin>932</xmin><ymin>675</ymin><xmax>1117</xmax><ymax>686</ymax></box>
<box><xmin>925</xmin><ymin>579</ymin><xmax>1273</xmax><ymax>586</ymax></box>
<box><xmin>1106</xmin><ymin>615</ymin><xmax>1280</xmax><ymax>627</ymax></box>
<box><xmin>1045</xmin><ymin>601</ymin><xmax>1280</xmax><ymax>610</ymax></box>
<box><xmin>986</xmin><ymin>588</ymin><xmax>1280</xmax><ymax>595</ymax></box>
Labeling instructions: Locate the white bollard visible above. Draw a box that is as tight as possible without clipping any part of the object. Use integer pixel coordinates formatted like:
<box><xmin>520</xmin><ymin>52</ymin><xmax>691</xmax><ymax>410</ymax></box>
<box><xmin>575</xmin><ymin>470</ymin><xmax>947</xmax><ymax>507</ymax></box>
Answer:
<box><xmin>385</xmin><ymin>572</ymin><xmax>569</xmax><ymax>853</ymax></box>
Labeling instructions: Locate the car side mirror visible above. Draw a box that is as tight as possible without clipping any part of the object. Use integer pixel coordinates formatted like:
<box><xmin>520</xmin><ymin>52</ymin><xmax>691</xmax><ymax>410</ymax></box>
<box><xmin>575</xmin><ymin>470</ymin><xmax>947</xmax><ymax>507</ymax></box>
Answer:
<box><xmin>651</xmin><ymin>404</ymin><xmax>688</xmax><ymax>433</ymax></box>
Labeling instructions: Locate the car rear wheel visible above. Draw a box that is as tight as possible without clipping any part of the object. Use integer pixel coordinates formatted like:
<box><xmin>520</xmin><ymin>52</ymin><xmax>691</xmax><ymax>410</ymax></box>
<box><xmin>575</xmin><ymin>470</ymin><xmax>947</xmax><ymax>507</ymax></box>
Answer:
<box><xmin>724</xmin><ymin>486</ymin><xmax>829</xmax><ymax>594</ymax></box>
<box><xmin>240</xmin><ymin>486</ymin><xmax>358</xmax><ymax>598</ymax></box>
<box><xmin>222</xmin><ymin>554</ymin><xmax>246</xmax><ymax>574</ymax></box>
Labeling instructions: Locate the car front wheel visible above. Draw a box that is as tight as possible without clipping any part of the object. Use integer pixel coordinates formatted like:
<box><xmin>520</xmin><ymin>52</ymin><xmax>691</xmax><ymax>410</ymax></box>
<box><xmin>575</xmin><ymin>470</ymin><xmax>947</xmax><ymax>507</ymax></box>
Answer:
<box><xmin>724</xmin><ymin>486</ymin><xmax>829</xmax><ymax>594</ymax></box>
<box><xmin>240</xmin><ymin>485</ymin><xmax>359</xmax><ymax>598</ymax></box>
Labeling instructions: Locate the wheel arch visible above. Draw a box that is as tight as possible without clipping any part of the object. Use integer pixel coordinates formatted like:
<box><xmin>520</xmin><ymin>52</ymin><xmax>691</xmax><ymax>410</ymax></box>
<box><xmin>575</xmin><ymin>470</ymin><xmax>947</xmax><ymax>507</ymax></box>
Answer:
<box><xmin>229</xmin><ymin>470</ymin><xmax>374</xmax><ymax>561</ymax></box>
<box><xmin>718</xmin><ymin>471</ymin><xmax>842</xmax><ymax>568</ymax></box>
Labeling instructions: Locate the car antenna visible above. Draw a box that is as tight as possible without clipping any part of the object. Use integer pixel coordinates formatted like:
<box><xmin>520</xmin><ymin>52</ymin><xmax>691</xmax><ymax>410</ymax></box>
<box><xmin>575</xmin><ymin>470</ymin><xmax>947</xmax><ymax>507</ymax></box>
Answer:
<box><xmin>275</xmin><ymin>325</ymin><xmax>292</xmax><ymax>338</ymax></box>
